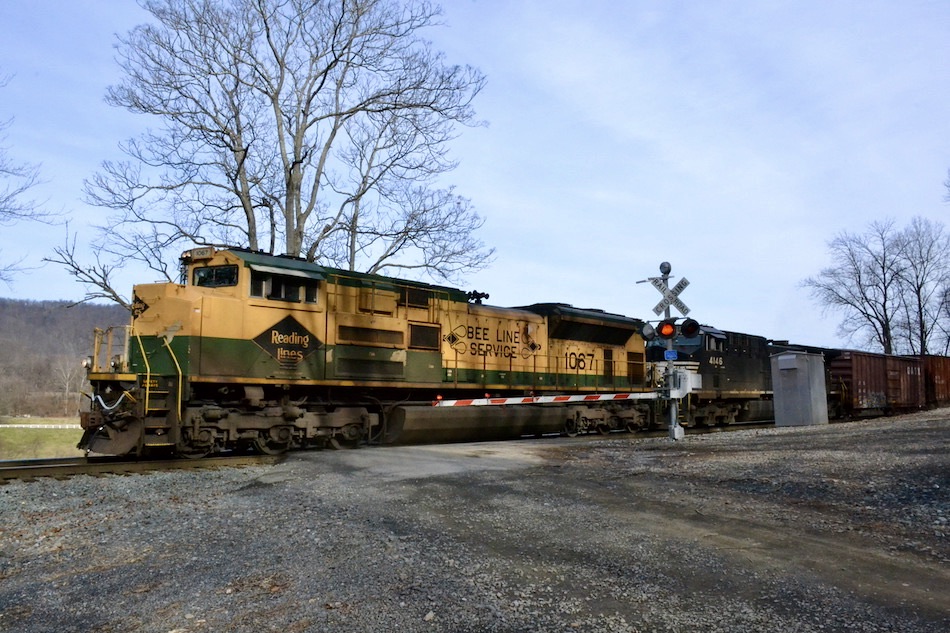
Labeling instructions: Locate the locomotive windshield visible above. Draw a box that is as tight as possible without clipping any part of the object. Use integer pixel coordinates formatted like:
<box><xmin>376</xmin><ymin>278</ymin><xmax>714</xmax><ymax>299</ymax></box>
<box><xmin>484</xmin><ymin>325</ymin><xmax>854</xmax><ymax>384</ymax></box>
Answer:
<box><xmin>193</xmin><ymin>265</ymin><xmax>238</xmax><ymax>288</ymax></box>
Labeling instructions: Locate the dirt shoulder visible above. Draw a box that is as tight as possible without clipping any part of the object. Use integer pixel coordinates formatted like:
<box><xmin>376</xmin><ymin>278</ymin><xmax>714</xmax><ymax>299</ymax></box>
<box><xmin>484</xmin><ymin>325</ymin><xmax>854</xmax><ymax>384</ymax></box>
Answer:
<box><xmin>1</xmin><ymin>413</ymin><xmax>947</xmax><ymax>632</ymax></box>
<box><xmin>309</xmin><ymin>413</ymin><xmax>949</xmax><ymax>628</ymax></box>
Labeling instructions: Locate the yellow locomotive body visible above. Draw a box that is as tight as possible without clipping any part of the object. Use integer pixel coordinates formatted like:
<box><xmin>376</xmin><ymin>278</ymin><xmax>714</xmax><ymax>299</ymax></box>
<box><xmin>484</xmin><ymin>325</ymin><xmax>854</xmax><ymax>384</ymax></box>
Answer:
<box><xmin>80</xmin><ymin>248</ymin><xmax>653</xmax><ymax>456</ymax></box>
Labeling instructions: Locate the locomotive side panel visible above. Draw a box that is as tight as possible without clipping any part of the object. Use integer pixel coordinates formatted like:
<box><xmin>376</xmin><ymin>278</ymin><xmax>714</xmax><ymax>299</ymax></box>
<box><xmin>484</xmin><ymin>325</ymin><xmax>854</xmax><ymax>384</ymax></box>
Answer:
<box><xmin>215</xmin><ymin>251</ymin><xmax>470</xmax><ymax>389</ymax></box>
<box><xmin>437</xmin><ymin>302</ymin><xmax>548</xmax><ymax>391</ymax></box>
<box><xmin>544</xmin><ymin>338</ymin><xmax>641</xmax><ymax>391</ymax></box>
<box><xmin>711</xmin><ymin>331</ymin><xmax>772</xmax><ymax>397</ymax></box>
<box><xmin>521</xmin><ymin>303</ymin><xmax>647</xmax><ymax>394</ymax></box>
<box><xmin>323</xmin><ymin>277</ymin><xmax>437</xmax><ymax>385</ymax></box>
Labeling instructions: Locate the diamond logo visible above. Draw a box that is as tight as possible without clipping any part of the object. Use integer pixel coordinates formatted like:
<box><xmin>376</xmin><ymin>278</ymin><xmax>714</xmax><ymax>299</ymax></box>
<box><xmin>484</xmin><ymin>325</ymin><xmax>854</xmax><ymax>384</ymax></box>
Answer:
<box><xmin>254</xmin><ymin>316</ymin><xmax>321</xmax><ymax>369</ymax></box>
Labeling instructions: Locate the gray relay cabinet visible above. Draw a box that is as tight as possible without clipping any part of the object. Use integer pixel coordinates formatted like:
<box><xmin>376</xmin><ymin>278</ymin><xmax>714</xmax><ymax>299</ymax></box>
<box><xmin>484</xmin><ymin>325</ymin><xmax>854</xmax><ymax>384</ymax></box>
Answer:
<box><xmin>770</xmin><ymin>351</ymin><xmax>829</xmax><ymax>426</ymax></box>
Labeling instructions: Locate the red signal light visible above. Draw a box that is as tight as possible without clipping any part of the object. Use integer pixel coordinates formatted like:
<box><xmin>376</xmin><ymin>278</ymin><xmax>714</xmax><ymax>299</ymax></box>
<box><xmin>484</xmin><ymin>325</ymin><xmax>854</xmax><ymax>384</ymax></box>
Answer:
<box><xmin>656</xmin><ymin>319</ymin><xmax>677</xmax><ymax>339</ymax></box>
<box><xmin>679</xmin><ymin>318</ymin><xmax>700</xmax><ymax>338</ymax></box>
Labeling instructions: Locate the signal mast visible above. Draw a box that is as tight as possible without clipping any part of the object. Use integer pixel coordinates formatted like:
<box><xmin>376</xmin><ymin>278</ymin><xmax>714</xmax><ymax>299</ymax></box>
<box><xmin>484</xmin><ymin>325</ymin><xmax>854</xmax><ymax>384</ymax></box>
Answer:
<box><xmin>638</xmin><ymin>262</ymin><xmax>699</xmax><ymax>440</ymax></box>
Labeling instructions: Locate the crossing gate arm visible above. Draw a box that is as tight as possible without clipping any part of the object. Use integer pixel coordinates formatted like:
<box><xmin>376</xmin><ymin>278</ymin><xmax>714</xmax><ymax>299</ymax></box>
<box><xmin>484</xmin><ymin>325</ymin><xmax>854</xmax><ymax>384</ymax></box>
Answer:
<box><xmin>432</xmin><ymin>369</ymin><xmax>698</xmax><ymax>407</ymax></box>
<box><xmin>433</xmin><ymin>392</ymin><xmax>660</xmax><ymax>407</ymax></box>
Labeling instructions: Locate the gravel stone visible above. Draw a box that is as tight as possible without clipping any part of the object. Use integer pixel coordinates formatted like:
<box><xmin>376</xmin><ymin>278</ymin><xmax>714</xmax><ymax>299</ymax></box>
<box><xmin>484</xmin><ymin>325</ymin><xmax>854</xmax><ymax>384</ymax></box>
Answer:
<box><xmin>1</xmin><ymin>412</ymin><xmax>948</xmax><ymax>632</ymax></box>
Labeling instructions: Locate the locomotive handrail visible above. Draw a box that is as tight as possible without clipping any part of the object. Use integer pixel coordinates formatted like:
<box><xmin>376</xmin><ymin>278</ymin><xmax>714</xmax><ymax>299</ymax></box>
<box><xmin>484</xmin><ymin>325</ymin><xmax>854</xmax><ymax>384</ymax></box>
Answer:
<box><xmin>91</xmin><ymin>326</ymin><xmax>132</xmax><ymax>373</ymax></box>
<box><xmin>134</xmin><ymin>331</ymin><xmax>153</xmax><ymax>415</ymax></box>
<box><xmin>131</xmin><ymin>329</ymin><xmax>183</xmax><ymax>423</ymax></box>
<box><xmin>92</xmin><ymin>327</ymin><xmax>104</xmax><ymax>372</ymax></box>
<box><xmin>162</xmin><ymin>335</ymin><xmax>184</xmax><ymax>426</ymax></box>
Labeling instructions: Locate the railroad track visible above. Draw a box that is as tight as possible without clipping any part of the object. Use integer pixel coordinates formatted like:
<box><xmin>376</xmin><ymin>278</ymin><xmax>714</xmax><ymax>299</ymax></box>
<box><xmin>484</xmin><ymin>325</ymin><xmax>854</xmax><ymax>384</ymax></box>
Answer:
<box><xmin>0</xmin><ymin>421</ymin><xmax>780</xmax><ymax>483</ymax></box>
<box><xmin>0</xmin><ymin>454</ymin><xmax>286</xmax><ymax>483</ymax></box>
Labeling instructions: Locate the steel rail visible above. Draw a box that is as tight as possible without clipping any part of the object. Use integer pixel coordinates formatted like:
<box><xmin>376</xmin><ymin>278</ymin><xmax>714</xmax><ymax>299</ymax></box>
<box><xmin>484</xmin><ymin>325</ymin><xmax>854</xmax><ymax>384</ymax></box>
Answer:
<box><xmin>0</xmin><ymin>454</ymin><xmax>285</xmax><ymax>483</ymax></box>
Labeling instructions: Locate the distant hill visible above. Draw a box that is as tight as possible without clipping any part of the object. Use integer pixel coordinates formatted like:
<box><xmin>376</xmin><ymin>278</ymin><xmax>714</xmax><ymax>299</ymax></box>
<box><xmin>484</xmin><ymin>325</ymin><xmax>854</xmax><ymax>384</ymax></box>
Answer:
<box><xmin>0</xmin><ymin>299</ymin><xmax>129</xmax><ymax>417</ymax></box>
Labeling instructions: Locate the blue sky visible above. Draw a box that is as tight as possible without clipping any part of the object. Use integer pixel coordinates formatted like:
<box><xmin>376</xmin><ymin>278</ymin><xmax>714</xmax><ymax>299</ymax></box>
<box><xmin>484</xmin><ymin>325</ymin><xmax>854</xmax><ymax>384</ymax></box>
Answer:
<box><xmin>2</xmin><ymin>0</ymin><xmax>949</xmax><ymax>349</ymax></box>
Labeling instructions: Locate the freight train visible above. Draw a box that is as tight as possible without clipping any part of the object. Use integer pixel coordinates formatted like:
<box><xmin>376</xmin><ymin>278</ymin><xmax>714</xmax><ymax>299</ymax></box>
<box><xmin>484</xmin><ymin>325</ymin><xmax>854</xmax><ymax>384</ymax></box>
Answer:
<box><xmin>78</xmin><ymin>247</ymin><xmax>948</xmax><ymax>457</ymax></box>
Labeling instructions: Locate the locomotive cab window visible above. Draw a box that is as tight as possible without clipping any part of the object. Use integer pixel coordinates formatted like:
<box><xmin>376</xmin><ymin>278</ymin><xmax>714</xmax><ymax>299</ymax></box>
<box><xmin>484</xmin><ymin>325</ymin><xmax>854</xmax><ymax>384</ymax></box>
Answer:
<box><xmin>270</xmin><ymin>276</ymin><xmax>300</xmax><ymax>302</ymax></box>
<box><xmin>193</xmin><ymin>265</ymin><xmax>238</xmax><ymax>288</ymax></box>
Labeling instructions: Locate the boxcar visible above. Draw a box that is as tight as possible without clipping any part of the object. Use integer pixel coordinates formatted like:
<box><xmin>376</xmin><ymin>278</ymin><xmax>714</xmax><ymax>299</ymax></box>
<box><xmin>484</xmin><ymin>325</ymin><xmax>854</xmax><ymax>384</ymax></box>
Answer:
<box><xmin>827</xmin><ymin>351</ymin><xmax>924</xmax><ymax>416</ymax></box>
<box><xmin>923</xmin><ymin>355</ymin><xmax>950</xmax><ymax>407</ymax></box>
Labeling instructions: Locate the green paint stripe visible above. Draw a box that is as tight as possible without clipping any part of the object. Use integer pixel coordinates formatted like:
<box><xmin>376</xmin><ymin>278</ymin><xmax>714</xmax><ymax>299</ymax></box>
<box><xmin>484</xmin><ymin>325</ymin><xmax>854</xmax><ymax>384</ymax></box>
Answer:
<box><xmin>128</xmin><ymin>335</ymin><xmax>643</xmax><ymax>390</ymax></box>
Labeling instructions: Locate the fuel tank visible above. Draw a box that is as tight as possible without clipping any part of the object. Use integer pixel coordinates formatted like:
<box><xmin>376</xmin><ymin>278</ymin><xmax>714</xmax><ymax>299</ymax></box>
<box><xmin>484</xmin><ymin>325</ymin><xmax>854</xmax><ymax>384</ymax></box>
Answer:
<box><xmin>383</xmin><ymin>405</ymin><xmax>568</xmax><ymax>445</ymax></box>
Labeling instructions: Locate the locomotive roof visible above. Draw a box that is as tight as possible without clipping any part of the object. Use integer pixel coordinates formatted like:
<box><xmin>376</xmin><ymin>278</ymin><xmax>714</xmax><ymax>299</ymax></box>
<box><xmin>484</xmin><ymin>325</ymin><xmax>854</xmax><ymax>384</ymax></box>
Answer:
<box><xmin>521</xmin><ymin>303</ymin><xmax>644</xmax><ymax>345</ymax></box>
<box><xmin>520</xmin><ymin>303</ymin><xmax>643</xmax><ymax>326</ymax></box>
<box><xmin>225</xmin><ymin>249</ymin><xmax>470</xmax><ymax>300</ymax></box>
<box><xmin>203</xmin><ymin>250</ymin><xmax>656</xmax><ymax>323</ymax></box>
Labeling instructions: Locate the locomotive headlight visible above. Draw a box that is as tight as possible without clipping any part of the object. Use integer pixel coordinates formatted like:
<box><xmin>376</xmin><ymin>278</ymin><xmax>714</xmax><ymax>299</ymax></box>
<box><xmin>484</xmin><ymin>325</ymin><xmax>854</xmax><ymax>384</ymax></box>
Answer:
<box><xmin>82</xmin><ymin>356</ymin><xmax>93</xmax><ymax>369</ymax></box>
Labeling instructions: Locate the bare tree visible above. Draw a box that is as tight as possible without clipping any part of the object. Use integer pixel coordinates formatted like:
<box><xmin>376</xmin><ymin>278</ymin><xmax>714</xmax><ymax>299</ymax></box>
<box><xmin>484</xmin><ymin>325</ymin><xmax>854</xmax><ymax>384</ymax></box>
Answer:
<box><xmin>0</xmin><ymin>75</ymin><xmax>47</xmax><ymax>284</ymax></box>
<box><xmin>47</xmin><ymin>232</ymin><xmax>136</xmax><ymax>310</ymax></box>
<box><xmin>52</xmin><ymin>349</ymin><xmax>85</xmax><ymax>416</ymax></box>
<box><xmin>935</xmin><ymin>288</ymin><xmax>950</xmax><ymax>355</ymax></box>
<box><xmin>892</xmin><ymin>217</ymin><xmax>950</xmax><ymax>354</ymax></box>
<box><xmin>57</xmin><ymin>0</ymin><xmax>490</xmax><ymax>300</ymax></box>
<box><xmin>803</xmin><ymin>219</ymin><xmax>905</xmax><ymax>354</ymax></box>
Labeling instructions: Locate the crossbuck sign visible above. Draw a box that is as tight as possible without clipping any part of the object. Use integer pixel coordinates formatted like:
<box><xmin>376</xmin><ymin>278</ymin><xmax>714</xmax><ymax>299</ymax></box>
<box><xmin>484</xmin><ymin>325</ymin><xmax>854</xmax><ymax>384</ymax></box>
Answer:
<box><xmin>651</xmin><ymin>277</ymin><xmax>691</xmax><ymax>316</ymax></box>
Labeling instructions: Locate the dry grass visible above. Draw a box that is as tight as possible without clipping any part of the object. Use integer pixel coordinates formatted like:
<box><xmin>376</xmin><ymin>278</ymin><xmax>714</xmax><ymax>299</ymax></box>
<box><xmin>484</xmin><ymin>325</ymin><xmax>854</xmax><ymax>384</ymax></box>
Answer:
<box><xmin>0</xmin><ymin>418</ymin><xmax>85</xmax><ymax>459</ymax></box>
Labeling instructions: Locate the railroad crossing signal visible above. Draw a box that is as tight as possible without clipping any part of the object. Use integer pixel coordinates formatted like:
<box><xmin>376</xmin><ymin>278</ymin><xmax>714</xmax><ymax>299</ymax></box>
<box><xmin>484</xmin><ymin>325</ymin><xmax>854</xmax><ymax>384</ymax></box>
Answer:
<box><xmin>639</xmin><ymin>262</ymin><xmax>693</xmax><ymax>442</ymax></box>
<box><xmin>644</xmin><ymin>317</ymin><xmax>701</xmax><ymax>343</ymax></box>
<box><xmin>650</xmin><ymin>276</ymin><xmax>690</xmax><ymax>316</ymax></box>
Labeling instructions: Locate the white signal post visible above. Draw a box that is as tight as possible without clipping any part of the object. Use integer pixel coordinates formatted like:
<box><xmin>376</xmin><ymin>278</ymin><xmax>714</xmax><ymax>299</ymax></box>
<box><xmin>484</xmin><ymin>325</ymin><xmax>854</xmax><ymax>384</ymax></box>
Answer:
<box><xmin>644</xmin><ymin>262</ymin><xmax>689</xmax><ymax>441</ymax></box>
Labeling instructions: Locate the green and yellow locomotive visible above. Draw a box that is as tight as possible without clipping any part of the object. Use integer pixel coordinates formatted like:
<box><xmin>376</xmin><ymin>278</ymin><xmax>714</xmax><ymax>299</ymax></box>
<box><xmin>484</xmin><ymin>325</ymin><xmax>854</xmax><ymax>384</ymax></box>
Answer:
<box><xmin>80</xmin><ymin>247</ymin><xmax>655</xmax><ymax>456</ymax></box>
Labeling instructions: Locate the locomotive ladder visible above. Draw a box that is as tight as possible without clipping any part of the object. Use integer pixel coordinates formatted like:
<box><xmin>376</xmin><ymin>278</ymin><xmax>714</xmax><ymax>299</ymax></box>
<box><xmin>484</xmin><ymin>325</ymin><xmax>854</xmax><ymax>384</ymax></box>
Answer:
<box><xmin>133</xmin><ymin>332</ymin><xmax>184</xmax><ymax>449</ymax></box>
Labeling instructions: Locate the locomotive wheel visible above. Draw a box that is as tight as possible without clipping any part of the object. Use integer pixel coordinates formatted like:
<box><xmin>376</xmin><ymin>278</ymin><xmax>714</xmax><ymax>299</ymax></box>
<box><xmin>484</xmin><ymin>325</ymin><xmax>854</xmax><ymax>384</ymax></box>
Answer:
<box><xmin>178</xmin><ymin>429</ymin><xmax>213</xmax><ymax>459</ymax></box>
<box><xmin>564</xmin><ymin>418</ymin><xmax>579</xmax><ymax>437</ymax></box>
<box><xmin>329</xmin><ymin>423</ymin><xmax>363</xmax><ymax>449</ymax></box>
<box><xmin>253</xmin><ymin>435</ymin><xmax>289</xmax><ymax>455</ymax></box>
<box><xmin>596</xmin><ymin>423</ymin><xmax>610</xmax><ymax>436</ymax></box>
<box><xmin>178</xmin><ymin>444</ymin><xmax>211</xmax><ymax>459</ymax></box>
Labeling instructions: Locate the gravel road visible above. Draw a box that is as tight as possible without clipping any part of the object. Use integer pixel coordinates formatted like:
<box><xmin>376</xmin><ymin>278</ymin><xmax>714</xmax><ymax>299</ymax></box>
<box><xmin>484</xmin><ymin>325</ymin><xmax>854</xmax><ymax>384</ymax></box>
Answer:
<box><xmin>1</xmin><ymin>412</ymin><xmax>947</xmax><ymax>632</ymax></box>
